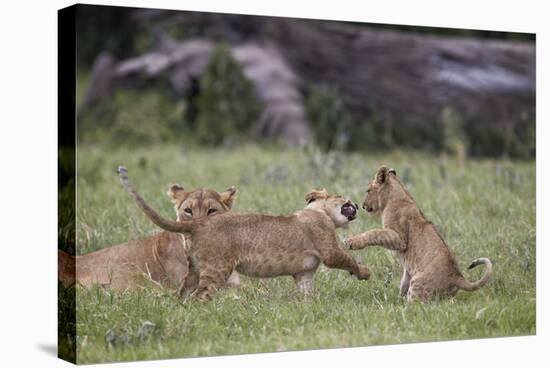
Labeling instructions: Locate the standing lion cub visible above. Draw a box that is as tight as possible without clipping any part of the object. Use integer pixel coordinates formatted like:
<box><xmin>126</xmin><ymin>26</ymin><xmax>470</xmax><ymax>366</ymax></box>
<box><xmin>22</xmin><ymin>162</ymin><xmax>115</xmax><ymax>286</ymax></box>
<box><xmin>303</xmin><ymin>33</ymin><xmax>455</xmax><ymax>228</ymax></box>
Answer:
<box><xmin>58</xmin><ymin>183</ymin><xmax>240</xmax><ymax>292</ymax></box>
<box><xmin>345</xmin><ymin>165</ymin><xmax>492</xmax><ymax>301</ymax></box>
<box><xmin>117</xmin><ymin>166</ymin><xmax>371</xmax><ymax>301</ymax></box>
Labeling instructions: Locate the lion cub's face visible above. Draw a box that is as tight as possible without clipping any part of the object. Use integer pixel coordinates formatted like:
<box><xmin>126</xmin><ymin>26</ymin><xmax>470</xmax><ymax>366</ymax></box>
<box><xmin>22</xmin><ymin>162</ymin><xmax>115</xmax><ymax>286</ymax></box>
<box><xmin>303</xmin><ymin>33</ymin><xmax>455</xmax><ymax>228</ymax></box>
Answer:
<box><xmin>363</xmin><ymin>166</ymin><xmax>396</xmax><ymax>214</ymax></box>
<box><xmin>168</xmin><ymin>185</ymin><xmax>237</xmax><ymax>221</ymax></box>
<box><xmin>305</xmin><ymin>189</ymin><xmax>359</xmax><ymax>227</ymax></box>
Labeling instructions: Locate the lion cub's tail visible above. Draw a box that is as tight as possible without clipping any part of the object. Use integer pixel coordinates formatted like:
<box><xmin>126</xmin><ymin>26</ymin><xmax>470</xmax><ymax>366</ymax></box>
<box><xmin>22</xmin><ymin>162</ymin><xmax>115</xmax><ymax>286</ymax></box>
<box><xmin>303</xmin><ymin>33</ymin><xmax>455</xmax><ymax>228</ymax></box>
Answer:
<box><xmin>455</xmin><ymin>257</ymin><xmax>493</xmax><ymax>291</ymax></box>
<box><xmin>117</xmin><ymin>166</ymin><xmax>196</xmax><ymax>234</ymax></box>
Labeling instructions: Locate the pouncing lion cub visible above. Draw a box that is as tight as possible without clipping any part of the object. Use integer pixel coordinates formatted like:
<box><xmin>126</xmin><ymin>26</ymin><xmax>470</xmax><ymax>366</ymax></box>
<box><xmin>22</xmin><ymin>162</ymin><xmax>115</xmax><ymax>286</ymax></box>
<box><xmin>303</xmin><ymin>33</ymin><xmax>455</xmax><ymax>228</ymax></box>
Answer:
<box><xmin>345</xmin><ymin>165</ymin><xmax>492</xmax><ymax>301</ymax></box>
<box><xmin>117</xmin><ymin>166</ymin><xmax>371</xmax><ymax>302</ymax></box>
<box><xmin>58</xmin><ymin>182</ymin><xmax>240</xmax><ymax>293</ymax></box>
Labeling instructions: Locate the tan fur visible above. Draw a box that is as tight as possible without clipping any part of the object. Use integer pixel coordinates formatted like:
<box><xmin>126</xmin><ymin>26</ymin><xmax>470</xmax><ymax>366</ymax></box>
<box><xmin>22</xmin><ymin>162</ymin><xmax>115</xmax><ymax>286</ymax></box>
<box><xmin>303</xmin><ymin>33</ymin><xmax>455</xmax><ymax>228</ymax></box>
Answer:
<box><xmin>58</xmin><ymin>185</ymin><xmax>239</xmax><ymax>293</ymax></box>
<box><xmin>118</xmin><ymin>167</ymin><xmax>371</xmax><ymax>301</ymax></box>
<box><xmin>345</xmin><ymin>165</ymin><xmax>492</xmax><ymax>301</ymax></box>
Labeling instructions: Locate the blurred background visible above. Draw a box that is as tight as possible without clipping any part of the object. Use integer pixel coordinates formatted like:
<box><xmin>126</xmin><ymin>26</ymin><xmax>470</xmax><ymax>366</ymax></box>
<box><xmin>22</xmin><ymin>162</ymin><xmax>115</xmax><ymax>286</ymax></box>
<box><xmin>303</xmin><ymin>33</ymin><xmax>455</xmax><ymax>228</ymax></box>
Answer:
<box><xmin>75</xmin><ymin>5</ymin><xmax>535</xmax><ymax>159</ymax></box>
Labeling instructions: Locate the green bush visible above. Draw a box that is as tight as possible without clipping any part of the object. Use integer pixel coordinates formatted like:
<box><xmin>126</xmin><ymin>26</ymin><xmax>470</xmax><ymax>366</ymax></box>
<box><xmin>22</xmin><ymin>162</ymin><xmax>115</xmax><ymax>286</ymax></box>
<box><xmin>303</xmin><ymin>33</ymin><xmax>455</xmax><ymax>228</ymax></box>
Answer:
<box><xmin>305</xmin><ymin>85</ymin><xmax>352</xmax><ymax>151</ymax></box>
<box><xmin>463</xmin><ymin>118</ymin><xmax>534</xmax><ymax>159</ymax></box>
<box><xmin>79</xmin><ymin>85</ymin><xmax>187</xmax><ymax>146</ymax></box>
<box><xmin>195</xmin><ymin>43</ymin><xmax>261</xmax><ymax>146</ymax></box>
<box><xmin>441</xmin><ymin>107</ymin><xmax>469</xmax><ymax>160</ymax></box>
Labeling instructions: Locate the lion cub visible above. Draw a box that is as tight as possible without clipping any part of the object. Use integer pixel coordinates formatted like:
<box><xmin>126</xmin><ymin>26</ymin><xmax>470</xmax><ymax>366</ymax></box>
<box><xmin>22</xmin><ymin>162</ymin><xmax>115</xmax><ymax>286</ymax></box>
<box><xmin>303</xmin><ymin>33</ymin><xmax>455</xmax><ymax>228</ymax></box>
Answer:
<box><xmin>345</xmin><ymin>165</ymin><xmax>492</xmax><ymax>301</ymax></box>
<box><xmin>117</xmin><ymin>166</ymin><xmax>371</xmax><ymax>301</ymax></box>
<box><xmin>59</xmin><ymin>183</ymin><xmax>240</xmax><ymax>292</ymax></box>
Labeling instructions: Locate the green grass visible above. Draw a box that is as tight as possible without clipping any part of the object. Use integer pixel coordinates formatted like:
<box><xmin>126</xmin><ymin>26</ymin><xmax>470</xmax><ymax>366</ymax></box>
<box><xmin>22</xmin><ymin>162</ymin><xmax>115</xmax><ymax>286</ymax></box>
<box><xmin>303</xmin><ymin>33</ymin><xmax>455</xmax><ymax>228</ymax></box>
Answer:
<box><xmin>67</xmin><ymin>144</ymin><xmax>535</xmax><ymax>364</ymax></box>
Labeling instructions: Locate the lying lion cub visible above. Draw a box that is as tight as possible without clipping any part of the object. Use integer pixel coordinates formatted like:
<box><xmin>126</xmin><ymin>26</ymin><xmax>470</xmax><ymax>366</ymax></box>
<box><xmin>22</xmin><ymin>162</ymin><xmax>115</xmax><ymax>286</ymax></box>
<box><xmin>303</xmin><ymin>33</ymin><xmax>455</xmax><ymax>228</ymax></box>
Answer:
<box><xmin>58</xmin><ymin>183</ymin><xmax>240</xmax><ymax>293</ymax></box>
<box><xmin>117</xmin><ymin>166</ymin><xmax>371</xmax><ymax>301</ymax></box>
<box><xmin>345</xmin><ymin>165</ymin><xmax>492</xmax><ymax>301</ymax></box>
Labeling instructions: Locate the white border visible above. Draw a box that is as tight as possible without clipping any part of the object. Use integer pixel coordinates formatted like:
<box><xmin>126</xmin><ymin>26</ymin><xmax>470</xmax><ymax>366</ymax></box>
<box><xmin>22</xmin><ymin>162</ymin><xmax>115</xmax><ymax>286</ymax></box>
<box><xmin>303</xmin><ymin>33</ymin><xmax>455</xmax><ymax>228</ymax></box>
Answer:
<box><xmin>0</xmin><ymin>1</ymin><xmax>546</xmax><ymax>367</ymax></box>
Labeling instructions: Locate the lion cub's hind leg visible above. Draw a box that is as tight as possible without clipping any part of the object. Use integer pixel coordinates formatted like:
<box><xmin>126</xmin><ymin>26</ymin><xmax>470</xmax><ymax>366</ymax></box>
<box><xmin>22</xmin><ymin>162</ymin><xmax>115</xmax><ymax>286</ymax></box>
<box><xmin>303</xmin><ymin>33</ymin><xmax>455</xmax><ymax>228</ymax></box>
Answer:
<box><xmin>292</xmin><ymin>255</ymin><xmax>320</xmax><ymax>297</ymax></box>
<box><xmin>406</xmin><ymin>274</ymin><xmax>458</xmax><ymax>302</ymax></box>
<box><xmin>225</xmin><ymin>271</ymin><xmax>241</xmax><ymax>288</ymax></box>
<box><xmin>293</xmin><ymin>271</ymin><xmax>316</xmax><ymax>297</ymax></box>
<box><xmin>406</xmin><ymin>273</ymin><xmax>431</xmax><ymax>302</ymax></box>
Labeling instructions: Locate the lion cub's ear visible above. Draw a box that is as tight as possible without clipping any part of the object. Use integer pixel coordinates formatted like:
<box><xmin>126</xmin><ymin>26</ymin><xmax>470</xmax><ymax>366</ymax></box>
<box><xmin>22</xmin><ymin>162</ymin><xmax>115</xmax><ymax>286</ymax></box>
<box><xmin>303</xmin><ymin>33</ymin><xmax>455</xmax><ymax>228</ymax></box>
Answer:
<box><xmin>220</xmin><ymin>186</ymin><xmax>237</xmax><ymax>208</ymax></box>
<box><xmin>375</xmin><ymin>166</ymin><xmax>391</xmax><ymax>184</ymax></box>
<box><xmin>167</xmin><ymin>184</ymin><xmax>188</xmax><ymax>203</ymax></box>
<box><xmin>305</xmin><ymin>189</ymin><xmax>329</xmax><ymax>204</ymax></box>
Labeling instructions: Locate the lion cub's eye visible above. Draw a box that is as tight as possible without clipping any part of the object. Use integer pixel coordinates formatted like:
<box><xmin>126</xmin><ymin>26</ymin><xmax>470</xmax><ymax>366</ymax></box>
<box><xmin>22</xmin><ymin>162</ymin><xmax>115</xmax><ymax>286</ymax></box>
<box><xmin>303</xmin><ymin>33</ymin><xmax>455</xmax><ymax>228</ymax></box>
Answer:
<box><xmin>184</xmin><ymin>208</ymin><xmax>193</xmax><ymax>215</ymax></box>
<box><xmin>207</xmin><ymin>208</ymin><xmax>217</xmax><ymax>215</ymax></box>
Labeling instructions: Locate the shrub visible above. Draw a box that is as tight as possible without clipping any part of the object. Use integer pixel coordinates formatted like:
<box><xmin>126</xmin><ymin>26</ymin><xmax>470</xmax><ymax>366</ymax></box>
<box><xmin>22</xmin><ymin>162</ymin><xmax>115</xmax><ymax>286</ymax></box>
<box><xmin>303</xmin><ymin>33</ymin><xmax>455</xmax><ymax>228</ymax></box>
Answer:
<box><xmin>463</xmin><ymin>118</ymin><xmax>534</xmax><ymax>159</ymax></box>
<box><xmin>441</xmin><ymin>107</ymin><xmax>469</xmax><ymax>162</ymax></box>
<box><xmin>305</xmin><ymin>85</ymin><xmax>352</xmax><ymax>152</ymax></box>
<box><xmin>195</xmin><ymin>43</ymin><xmax>261</xmax><ymax>146</ymax></box>
<box><xmin>79</xmin><ymin>85</ymin><xmax>187</xmax><ymax>146</ymax></box>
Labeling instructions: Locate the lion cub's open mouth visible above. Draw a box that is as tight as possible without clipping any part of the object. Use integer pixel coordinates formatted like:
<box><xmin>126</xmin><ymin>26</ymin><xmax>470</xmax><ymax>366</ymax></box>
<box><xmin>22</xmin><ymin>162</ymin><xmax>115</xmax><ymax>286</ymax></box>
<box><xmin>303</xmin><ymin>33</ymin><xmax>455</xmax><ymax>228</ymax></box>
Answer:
<box><xmin>341</xmin><ymin>202</ymin><xmax>359</xmax><ymax>221</ymax></box>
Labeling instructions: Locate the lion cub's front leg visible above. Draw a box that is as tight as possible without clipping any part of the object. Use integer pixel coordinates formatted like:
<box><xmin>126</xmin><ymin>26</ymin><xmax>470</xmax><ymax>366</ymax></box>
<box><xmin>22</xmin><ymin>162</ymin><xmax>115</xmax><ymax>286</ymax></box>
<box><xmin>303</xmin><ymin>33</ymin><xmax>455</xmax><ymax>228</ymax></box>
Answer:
<box><xmin>190</xmin><ymin>254</ymin><xmax>233</xmax><ymax>302</ymax></box>
<box><xmin>318</xmin><ymin>246</ymin><xmax>371</xmax><ymax>280</ymax></box>
<box><xmin>399</xmin><ymin>269</ymin><xmax>411</xmax><ymax>297</ymax></box>
<box><xmin>346</xmin><ymin>228</ymin><xmax>406</xmax><ymax>251</ymax></box>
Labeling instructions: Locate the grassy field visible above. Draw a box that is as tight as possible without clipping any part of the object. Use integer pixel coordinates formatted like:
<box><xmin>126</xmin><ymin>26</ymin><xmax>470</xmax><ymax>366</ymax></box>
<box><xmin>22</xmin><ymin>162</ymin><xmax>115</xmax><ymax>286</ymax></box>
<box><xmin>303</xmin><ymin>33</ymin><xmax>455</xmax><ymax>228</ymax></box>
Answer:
<box><xmin>66</xmin><ymin>144</ymin><xmax>535</xmax><ymax>364</ymax></box>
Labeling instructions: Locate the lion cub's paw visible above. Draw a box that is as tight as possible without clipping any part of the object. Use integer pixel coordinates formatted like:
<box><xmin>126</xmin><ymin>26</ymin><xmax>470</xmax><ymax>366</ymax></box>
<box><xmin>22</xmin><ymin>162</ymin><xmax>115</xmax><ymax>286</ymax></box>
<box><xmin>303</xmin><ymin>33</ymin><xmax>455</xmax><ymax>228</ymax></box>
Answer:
<box><xmin>195</xmin><ymin>290</ymin><xmax>212</xmax><ymax>303</ymax></box>
<box><xmin>357</xmin><ymin>265</ymin><xmax>371</xmax><ymax>280</ymax></box>
<box><xmin>345</xmin><ymin>236</ymin><xmax>363</xmax><ymax>250</ymax></box>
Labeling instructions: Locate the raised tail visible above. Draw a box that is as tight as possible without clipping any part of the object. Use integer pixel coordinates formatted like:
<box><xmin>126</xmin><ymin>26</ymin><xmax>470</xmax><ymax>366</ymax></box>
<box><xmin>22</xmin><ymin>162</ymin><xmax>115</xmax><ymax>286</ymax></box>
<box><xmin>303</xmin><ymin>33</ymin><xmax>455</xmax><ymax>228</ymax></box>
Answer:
<box><xmin>455</xmin><ymin>257</ymin><xmax>493</xmax><ymax>291</ymax></box>
<box><xmin>117</xmin><ymin>166</ymin><xmax>195</xmax><ymax>234</ymax></box>
<box><xmin>58</xmin><ymin>250</ymin><xmax>76</xmax><ymax>287</ymax></box>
